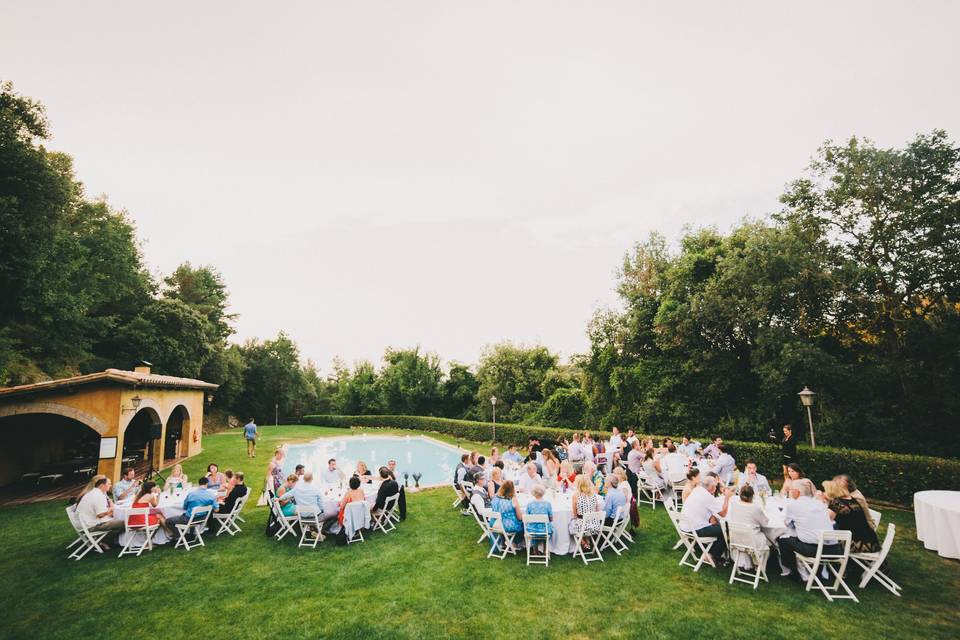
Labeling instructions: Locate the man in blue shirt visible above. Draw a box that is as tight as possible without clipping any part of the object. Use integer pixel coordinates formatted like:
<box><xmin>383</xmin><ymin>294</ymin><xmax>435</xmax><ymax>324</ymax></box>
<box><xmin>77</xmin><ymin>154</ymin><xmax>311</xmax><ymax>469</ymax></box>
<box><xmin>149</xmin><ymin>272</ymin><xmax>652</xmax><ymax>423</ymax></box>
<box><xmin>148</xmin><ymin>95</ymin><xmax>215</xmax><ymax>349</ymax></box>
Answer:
<box><xmin>503</xmin><ymin>445</ymin><xmax>523</xmax><ymax>465</ymax></box>
<box><xmin>165</xmin><ymin>477</ymin><xmax>219</xmax><ymax>532</ymax></box>
<box><xmin>243</xmin><ymin>418</ymin><xmax>258</xmax><ymax>458</ymax></box>
<box><xmin>603</xmin><ymin>475</ymin><xmax>627</xmax><ymax>526</ymax></box>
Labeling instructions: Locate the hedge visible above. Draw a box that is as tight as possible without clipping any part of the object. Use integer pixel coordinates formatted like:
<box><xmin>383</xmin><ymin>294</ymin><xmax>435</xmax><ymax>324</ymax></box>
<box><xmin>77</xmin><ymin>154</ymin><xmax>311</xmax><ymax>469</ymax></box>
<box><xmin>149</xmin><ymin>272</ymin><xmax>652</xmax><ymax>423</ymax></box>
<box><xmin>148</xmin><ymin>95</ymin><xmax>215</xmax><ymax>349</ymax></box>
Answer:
<box><xmin>302</xmin><ymin>414</ymin><xmax>960</xmax><ymax>507</ymax></box>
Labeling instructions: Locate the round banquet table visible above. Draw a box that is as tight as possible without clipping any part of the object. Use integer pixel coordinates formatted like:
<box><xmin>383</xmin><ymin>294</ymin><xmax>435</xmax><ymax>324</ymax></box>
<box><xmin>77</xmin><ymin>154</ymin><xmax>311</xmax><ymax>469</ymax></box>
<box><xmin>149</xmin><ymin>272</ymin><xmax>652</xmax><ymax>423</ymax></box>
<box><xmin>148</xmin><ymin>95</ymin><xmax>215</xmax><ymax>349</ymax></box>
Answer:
<box><xmin>296</xmin><ymin>483</ymin><xmax>378</xmax><ymax>533</ymax></box>
<box><xmin>914</xmin><ymin>490</ymin><xmax>960</xmax><ymax>559</ymax></box>
<box><xmin>516</xmin><ymin>490</ymin><xmax>605</xmax><ymax>555</ymax></box>
<box><xmin>113</xmin><ymin>493</ymin><xmax>187</xmax><ymax>545</ymax></box>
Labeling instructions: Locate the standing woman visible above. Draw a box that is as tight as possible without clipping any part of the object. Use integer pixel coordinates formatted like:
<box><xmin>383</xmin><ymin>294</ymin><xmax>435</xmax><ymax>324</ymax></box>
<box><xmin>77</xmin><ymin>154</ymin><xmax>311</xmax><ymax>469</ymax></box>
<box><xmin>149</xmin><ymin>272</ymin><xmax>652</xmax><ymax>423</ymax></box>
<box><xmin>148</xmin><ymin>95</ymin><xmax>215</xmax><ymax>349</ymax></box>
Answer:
<box><xmin>781</xmin><ymin>424</ymin><xmax>797</xmax><ymax>478</ymax></box>
<box><xmin>259</xmin><ymin>446</ymin><xmax>286</xmax><ymax>507</ymax></box>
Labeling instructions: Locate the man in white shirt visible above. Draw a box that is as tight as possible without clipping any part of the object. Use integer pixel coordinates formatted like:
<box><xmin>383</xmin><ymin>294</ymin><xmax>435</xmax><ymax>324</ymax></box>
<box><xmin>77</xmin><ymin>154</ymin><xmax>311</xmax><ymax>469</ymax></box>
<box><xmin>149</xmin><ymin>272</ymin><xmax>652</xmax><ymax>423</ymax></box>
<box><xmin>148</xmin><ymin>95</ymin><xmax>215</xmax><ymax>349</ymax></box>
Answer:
<box><xmin>77</xmin><ymin>477</ymin><xmax>124</xmax><ymax>544</ymax></box>
<box><xmin>320</xmin><ymin>459</ymin><xmax>346</xmax><ymax>485</ymax></box>
<box><xmin>777</xmin><ymin>479</ymin><xmax>839</xmax><ymax>580</ymax></box>
<box><xmin>713</xmin><ymin>445</ymin><xmax>736</xmax><ymax>486</ymax></box>
<box><xmin>625</xmin><ymin>430</ymin><xmax>639</xmax><ymax>447</ymax></box>
<box><xmin>517</xmin><ymin>461</ymin><xmax>542</xmax><ymax>493</ymax></box>
<box><xmin>567</xmin><ymin>433</ymin><xmax>585</xmax><ymax>472</ymax></box>
<box><xmin>581</xmin><ymin>433</ymin><xmax>596</xmax><ymax>464</ymax></box>
<box><xmin>661</xmin><ymin>444</ymin><xmax>689</xmax><ymax>487</ymax></box>
<box><xmin>679</xmin><ymin>475</ymin><xmax>732</xmax><ymax>564</ymax></box>
<box><xmin>609</xmin><ymin>427</ymin><xmax>624</xmax><ymax>457</ymax></box>
<box><xmin>737</xmin><ymin>460</ymin><xmax>772</xmax><ymax>495</ymax></box>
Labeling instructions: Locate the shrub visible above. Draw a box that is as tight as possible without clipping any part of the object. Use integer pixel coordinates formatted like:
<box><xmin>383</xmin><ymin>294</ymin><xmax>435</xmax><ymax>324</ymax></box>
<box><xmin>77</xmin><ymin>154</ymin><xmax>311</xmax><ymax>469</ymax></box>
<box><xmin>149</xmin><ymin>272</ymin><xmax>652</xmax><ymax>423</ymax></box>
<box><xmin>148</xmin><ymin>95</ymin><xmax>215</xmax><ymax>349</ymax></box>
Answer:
<box><xmin>302</xmin><ymin>414</ymin><xmax>960</xmax><ymax>506</ymax></box>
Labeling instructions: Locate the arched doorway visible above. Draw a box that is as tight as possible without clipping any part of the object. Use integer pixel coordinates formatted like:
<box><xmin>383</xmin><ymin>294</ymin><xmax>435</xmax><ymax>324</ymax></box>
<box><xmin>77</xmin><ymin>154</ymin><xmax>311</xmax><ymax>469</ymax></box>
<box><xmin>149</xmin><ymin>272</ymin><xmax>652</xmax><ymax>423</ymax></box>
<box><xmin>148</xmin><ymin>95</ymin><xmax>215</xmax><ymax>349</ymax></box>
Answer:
<box><xmin>123</xmin><ymin>407</ymin><xmax>162</xmax><ymax>473</ymax></box>
<box><xmin>0</xmin><ymin>413</ymin><xmax>101</xmax><ymax>488</ymax></box>
<box><xmin>164</xmin><ymin>405</ymin><xmax>190</xmax><ymax>461</ymax></box>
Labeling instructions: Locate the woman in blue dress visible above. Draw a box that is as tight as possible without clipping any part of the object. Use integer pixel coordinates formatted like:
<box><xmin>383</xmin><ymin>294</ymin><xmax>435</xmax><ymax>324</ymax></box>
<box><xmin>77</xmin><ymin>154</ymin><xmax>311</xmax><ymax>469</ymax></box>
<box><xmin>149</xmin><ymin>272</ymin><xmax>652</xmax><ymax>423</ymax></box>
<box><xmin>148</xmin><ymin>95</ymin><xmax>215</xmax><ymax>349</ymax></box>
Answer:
<box><xmin>489</xmin><ymin>481</ymin><xmax>524</xmax><ymax>549</ymax></box>
<box><xmin>524</xmin><ymin>484</ymin><xmax>554</xmax><ymax>556</ymax></box>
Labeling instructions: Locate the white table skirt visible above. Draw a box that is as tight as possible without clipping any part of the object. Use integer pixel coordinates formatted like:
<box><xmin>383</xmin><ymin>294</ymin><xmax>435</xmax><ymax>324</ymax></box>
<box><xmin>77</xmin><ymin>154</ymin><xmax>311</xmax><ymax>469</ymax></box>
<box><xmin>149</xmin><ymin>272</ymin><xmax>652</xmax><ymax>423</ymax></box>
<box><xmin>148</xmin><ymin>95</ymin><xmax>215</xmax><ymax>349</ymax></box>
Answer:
<box><xmin>516</xmin><ymin>491</ymin><xmax>606</xmax><ymax>555</ymax></box>
<box><xmin>915</xmin><ymin>490</ymin><xmax>960</xmax><ymax>559</ymax></box>
<box><xmin>113</xmin><ymin>496</ymin><xmax>186</xmax><ymax>545</ymax></box>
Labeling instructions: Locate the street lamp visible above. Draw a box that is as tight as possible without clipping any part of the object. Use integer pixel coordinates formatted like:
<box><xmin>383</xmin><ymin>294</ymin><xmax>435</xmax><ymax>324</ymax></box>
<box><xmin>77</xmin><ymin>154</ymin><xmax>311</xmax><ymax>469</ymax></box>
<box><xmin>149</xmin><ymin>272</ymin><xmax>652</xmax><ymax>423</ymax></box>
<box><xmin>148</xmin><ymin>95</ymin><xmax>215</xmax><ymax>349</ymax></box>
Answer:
<box><xmin>798</xmin><ymin>386</ymin><xmax>817</xmax><ymax>449</ymax></box>
<box><xmin>490</xmin><ymin>396</ymin><xmax>497</xmax><ymax>442</ymax></box>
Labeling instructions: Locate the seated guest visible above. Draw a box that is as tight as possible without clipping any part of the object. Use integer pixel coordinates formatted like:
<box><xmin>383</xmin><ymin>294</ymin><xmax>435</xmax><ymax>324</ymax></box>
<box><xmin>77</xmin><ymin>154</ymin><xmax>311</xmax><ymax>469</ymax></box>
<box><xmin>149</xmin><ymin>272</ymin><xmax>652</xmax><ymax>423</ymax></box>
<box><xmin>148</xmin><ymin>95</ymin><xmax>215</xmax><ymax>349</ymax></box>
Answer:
<box><xmin>72</xmin><ymin>474</ymin><xmax>107</xmax><ymax>506</ymax></box>
<box><xmin>557</xmin><ymin>461</ymin><xmax>577</xmax><ymax>489</ymax></box>
<box><xmin>165</xmin><ymin>477</ymin><xmax>219</xmax><ymax>530</ymax></box>
<box><xmin>524</xmin><ymin>484</ymin><xmax>554</xmax><ymax>555</ymax></box>
<box><xmin>503</xmin><ymin>445</ymin><xmax>523</xmax><ymax>465</ymax></box>
<box><xmin>702</xmin><ymin>436</ymin><xmax>723</xmax><ymax>460</ymax></box>
<box><xmin>293</xmin><ymin>464</ymin><xmax>307</xmax><ymax>488</ymax></box>
<box><xmin>625</xmin><ymin>429</ymin><xmax>639</xmax><ymax>447</ymax></box>
<box><xmin>470</xmin><ymin>474</ymin><xmax>492</xmax><ymax>511</ymax></box>
<box><xmin>704</xmin><ymin>472</ymin><xmax>721</xmax><ymax>496</ymax></box>
<box><xmin>113</xmin><ymin>467</ymin><xmax>140</xmax><ymax>503</ymax></box>
<box><xmin>489</xmin><ymin>480</ymin><xmax>524</xmax><ymax>538</ymax></box>
<box><xmin>679</xmin><ymin>475</ymin><xmax>732</xmax><ymax>565</ymax></box>
<box><xmin>354</xmin><ymin>461</ymin><xmax>373</xmax><ymax>483</ymax></box>
<box><xmin>661</xmin><ymin>444</ymin><xmax>689</xmax><ymax>487</ymax></box>
<box><xmin>612</xmin><ymin>467</ymin><xmax>633</xmax><ymax>502</ymax></box>
<box><xmin>517</xmin><ymin>461</ymin><xmax>542</xmax><ymax>493</ymax></box>
<box><xmin>728</xmin><ymin>484</ymin><xmax>776</xmax><ymax>547</ymax></box>
<box><xmin>77</xmin><ymin>478</ymin><xmax>124</xmax><ymax>546</ymax></box>
<box><xmin>568</xmin><ymin>475</ymin><xmax>602</xmax><ymax>551</ymax></box>
<box><xmin>290</xmin><ymin>472</ymin><xmax>329</xmax><ymax>519</ymax></box>
<box><xmin>222</xmin><ymin>469</ymin><xmax>236</xmax><ymax>493</ymax></box>
<box><xmin>604</xmin><ymin>475</ymin><xmax>627</xmax><ymax>525</ymax></box>
<box><xmin>489</xmin><ymin>447</ymin><xmax>500</xmax><ymax>466</ymax></box>
<box><xmin>454</xmin><ymin>453</ymin><xmax>470</xmax><ymax>490</ymax></box>
<box><xmin>582</xmin><ymin>433</ymin><xmax>597</xmax><ymax>464</ymax></box>
<box><xmin>640</xmin><ymin>448</ymin><xmax>666</xmax><ymax>490</ymax></box>
<box><xmin>780</xmin><ymin>463</ymin><xmax>805</xmax><ymax>497</ymax></box>
<box><xmin>321</xmin><ymin>458</ymin><xmax>346</xmax><ymax>485</ymax></box>
<box><xmin>583</xmin><ymin>461</ymin><xmax>605</xmax><ymax>496</ymax></box>
<box><xmin>835</xmin><ymin>474</ymin><xmax>877</xmax><ymax>530</ymax></box>
<box><xmin>682</xmin><ymin>469</ymin><xmax>701</xmax><ymax>502</ymax></box>
<box><xmin>713</xmin><ymin>445</ymin><xmax>736</xmax><ymax>486</ymax></box>
<box><xmin>220</xmin><ymin>471</ymin><xmax>248</xmax><ymax>512</ymax></box>
<box><xmin>778</xmin><ymin>479</ymin><xmax>840</xmax><ymax>581</ymax></box>
<box><xmin>277</xmin><ymin>474</ymin><xmax>299</xmax><ymax>516</ymax></box>
<box><xmin>373</xmin><ymin>467</ymin><xmax>399</xmax><ymax>514</ymax></box>
<box><xmin>679</xmin><ymin>435</ymin><xmax>701</xmax><ymax>458</ymax></box>
<box><xmin>542</xmin><ymin>458</ymin><xmax>560</xmax><ymax>489</ymax></box>
<box><xmin>337</xmin><ymin>476</ymin><xmax>367</xmax><ymax>526</ymax></box>
<box><xmin>469</xmin><ymin>456</ymin><xmax>486</xmax><ymax>483</ymax></box>
<box><xmin>487</xmin><ymin>466</ymin><xmax>504</xmax><ymax>498</ymax></box>
<box><xmin>164</xmin><ymin>464</ymin><xmax>188</xmax><ymax>491</ymax></box>
<box><xmin>129</xmin><ymin>481</ymin><xmax>168</xmax><ymax>534</ymax></box>
<box><xmin>205</xmin><ymin>463</ymin><xmax>226</xmax><ymax>491</ymax></box>
<box><xmin>823</xmin><ymin>479</ymin><xmax>880</xmax><ymax>554</ymax></box>
<box><xmin>386</xmin><ymin>459</ymin><xmax>402</xmax><ymax>484</ymax></box>
<box><xmin>737</xmin><ymin>460</ymin><xmax>771</xmax><ymax>494</ymax></box>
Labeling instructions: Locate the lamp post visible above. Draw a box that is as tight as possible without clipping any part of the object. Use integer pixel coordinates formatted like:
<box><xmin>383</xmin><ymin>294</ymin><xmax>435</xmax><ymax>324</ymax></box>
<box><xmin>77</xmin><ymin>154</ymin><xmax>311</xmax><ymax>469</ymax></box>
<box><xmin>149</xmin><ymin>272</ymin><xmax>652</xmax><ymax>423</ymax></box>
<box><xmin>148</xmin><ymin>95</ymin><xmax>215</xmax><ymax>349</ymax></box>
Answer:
<box><xmin>798</xmin><ymin>386</ymin><xmax>816</xmax><ymax>449</ymax></box>
<box><xmin>490</xmin><ymin>396</ymin><xmax>497</xmax><ymax>443</ymax></box>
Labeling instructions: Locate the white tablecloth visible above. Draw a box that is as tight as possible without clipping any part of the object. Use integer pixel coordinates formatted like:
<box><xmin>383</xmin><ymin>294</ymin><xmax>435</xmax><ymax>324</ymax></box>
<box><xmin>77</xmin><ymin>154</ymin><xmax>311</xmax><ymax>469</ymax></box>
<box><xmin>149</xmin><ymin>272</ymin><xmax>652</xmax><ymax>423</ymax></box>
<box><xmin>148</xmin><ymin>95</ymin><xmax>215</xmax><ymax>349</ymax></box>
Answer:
<box><xmin>915</xmin><ymin>490</ymin><xmax>960</xmax><ymax>559</ymax></box>
<box><xmin>516</xmin><ymin>491</ymin><xmax>606</xmax><ymax>555</ymax></box>
<box><xmin>295</xmin><ymin>484</ymin><xmax>378</xmax><ymax>533</ymax></box>
<box><xmin>113</xmin><ymin>494</ymin><xmax>187</xmax><ymax>545</ymax></box>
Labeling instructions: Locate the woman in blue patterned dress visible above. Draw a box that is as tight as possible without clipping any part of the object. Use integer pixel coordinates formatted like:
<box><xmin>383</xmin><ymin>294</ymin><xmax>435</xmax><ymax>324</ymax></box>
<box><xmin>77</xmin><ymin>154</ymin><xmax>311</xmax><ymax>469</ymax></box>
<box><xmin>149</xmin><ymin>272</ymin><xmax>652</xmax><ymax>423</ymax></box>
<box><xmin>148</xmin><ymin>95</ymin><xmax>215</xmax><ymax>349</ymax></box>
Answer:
<box><xmin>489</xmin><ymin>480</ymin><xmax>524</xmax><ymax>537</ymax></box>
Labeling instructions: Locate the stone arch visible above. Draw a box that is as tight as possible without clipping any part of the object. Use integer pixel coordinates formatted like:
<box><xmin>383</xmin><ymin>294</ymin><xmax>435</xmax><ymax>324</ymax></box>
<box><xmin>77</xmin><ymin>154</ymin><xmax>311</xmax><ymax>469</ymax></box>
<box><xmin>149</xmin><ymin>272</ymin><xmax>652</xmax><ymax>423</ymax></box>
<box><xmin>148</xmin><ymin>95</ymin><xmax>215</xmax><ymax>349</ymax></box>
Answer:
<box><xmin>0</xmin><ymin>401</ymin><xmax>110</xmax><ymax>435</ymax></box>
<box><xmin>120</xmin><ymin>397</ymin><xmax>164</xmax><ymax>433</ymax></box>
<box><xmin>164</xmin><ymin>405</ymin><xmax>191</xmax><ymax>460</ymax></box>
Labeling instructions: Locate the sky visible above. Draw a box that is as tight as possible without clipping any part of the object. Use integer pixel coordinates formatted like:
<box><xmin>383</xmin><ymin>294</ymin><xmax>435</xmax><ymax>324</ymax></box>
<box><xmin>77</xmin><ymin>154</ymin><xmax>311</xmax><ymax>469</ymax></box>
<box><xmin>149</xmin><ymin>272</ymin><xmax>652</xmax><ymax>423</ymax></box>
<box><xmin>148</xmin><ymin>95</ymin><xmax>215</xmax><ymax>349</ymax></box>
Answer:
<box><xmin>4</xmin><ymin>1</ymin><xmax>960</xmax><ymax>373</ymax></box>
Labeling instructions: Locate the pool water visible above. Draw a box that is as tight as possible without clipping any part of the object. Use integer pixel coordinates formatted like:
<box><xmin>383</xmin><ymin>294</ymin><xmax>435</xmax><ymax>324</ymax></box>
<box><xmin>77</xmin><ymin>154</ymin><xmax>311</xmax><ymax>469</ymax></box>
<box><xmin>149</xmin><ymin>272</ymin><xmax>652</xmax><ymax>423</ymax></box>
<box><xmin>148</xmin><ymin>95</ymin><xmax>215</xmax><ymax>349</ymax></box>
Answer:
<box><xmin>282</xmin><ymin>434</ymin><xmax>462</xmax><ymax>487</ymax></box>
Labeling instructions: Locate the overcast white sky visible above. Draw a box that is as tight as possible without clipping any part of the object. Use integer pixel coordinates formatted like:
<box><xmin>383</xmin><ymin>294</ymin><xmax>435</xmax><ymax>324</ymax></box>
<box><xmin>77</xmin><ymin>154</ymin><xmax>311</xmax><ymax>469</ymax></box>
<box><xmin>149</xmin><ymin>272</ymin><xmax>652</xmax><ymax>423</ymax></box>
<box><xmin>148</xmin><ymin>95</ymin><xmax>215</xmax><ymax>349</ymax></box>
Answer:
<box><xmin>4</xmin><ymin>1</ymin><xmax>959</xmax><ymax>373</ymax></box>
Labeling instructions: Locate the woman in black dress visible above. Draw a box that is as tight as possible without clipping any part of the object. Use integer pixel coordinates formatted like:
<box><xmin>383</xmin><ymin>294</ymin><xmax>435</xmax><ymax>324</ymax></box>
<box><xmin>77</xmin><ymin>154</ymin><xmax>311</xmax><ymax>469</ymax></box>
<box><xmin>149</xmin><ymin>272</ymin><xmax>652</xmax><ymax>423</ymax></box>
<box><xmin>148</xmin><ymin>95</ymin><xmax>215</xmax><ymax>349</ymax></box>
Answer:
<box><xmin>781</xmin><ymin>424</ymin><xmax>797</xmax><ymax>477</ymax></box>
<box><xmin>823</xmin><ymin>480</ymin><xmax>880</xmax><ymax>554</ymax></box>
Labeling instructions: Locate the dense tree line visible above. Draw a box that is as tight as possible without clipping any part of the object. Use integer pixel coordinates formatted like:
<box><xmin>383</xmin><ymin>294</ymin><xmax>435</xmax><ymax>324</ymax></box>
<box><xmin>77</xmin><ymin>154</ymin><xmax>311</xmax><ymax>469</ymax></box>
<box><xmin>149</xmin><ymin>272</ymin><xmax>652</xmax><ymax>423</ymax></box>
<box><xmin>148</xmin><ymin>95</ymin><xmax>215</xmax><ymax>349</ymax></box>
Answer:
<box><xmin>2</xmin><ymin>83</ymin><xmax>957</xmax><ymax>454</ymax></box>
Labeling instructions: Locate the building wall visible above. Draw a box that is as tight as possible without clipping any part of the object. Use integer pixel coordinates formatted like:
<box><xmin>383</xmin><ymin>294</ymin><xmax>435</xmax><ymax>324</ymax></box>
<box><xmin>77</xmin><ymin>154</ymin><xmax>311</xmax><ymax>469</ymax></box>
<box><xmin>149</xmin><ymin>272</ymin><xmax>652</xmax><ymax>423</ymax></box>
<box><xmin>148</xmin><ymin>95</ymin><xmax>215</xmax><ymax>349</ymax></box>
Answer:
<box><xmin>0</xmin><ymin>385</ymin><xmax>207</xmax><ymax>485</ymax></box>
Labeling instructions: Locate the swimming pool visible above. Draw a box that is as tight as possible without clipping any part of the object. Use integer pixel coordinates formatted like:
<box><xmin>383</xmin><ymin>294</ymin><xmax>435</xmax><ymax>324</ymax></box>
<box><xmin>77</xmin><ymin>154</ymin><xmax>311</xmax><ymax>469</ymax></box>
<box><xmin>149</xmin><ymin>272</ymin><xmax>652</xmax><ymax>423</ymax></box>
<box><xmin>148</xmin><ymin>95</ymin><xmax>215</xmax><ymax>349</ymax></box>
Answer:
<box><xmin>282</xmin><ymin>434</ymin><xmax>463</xmax><ymax>488</ymax></box>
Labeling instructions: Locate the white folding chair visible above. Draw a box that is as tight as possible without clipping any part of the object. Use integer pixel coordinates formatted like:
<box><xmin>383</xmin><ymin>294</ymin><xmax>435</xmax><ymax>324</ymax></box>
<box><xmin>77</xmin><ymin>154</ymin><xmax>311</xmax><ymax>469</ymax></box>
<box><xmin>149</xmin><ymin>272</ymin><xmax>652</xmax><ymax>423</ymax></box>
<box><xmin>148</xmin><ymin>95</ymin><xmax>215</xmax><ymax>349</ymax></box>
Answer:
<box><xmin>118</xmin><ymin>508</ymin><xmax>159</xmax><ymax>557</ymax></box>
<box><xmin>485</xmin><ymin>510</ymin><xmax>518</xmax><ymax>560</ymax></box>
<box><xmin>599</xmin><ymin>506</ymin><xmax>630</xmax><ymax>556</ymax></box>
<box><xmin>636</xmin><ymin>475</ymin><xmax>663</xmax><ymax>510</ymax></box>
<box><xmin>851</xmin><ymin>522</ymin><xmax>901</xmax><ymax>596</ymax></box>
<box><xmin>212</xmin><ymin>493</ymin><xmax>249</xmax><ymax>536</ymax></box>
<box><xmin>796</xmin><ymin>530</ymin><xmax>858</xmax><ymax>602</ymax></box>
<box><xmin>459</xmin><ymin>481</ymin><xmax>475</xmax><ymax>513</ymax></box>
<box><xmin>451</xmin><ymin>479</ymin><xmax>463</xmax><ymax>507</ymax></box>
<box><xmin>297</xmin><ymin>508</ymin><xmax>325</xmax><ymax>548</ymax></box>
<box><xmin>665</xmin><ymin>500</ymin><xmax>685</xmax><ymax>551</ymax></box>
<box><xmin>572</xmin><ymin>511</ymin><xmax>605</xmax><ymax>565</ymax></box>
<box><xmin>345</xmin><ymin>501</ymin><xmax>371</xmax><ymax>544</ymax></box>
<box><xmin>271</xmin><ymin>497</ymin><xmax>300</xmax><ymax>541</ymax></box>
<box><xmin>469</xmin><ymin>494</ymin><xmax>492</xmax><ymax>544</ymax></box>
<box><xmin>868</xmin><ymin>508</ymin><xmax>882</xmax><ymax>528</ymax></box>
<box><xmin>523</xmin><ymin>514</ymin><xmax>551</xmax><ymax>566</ymax></box>
<box><xmin>671</xmin><ymin>483</ymin><xmax>686</xmax><ymax>511</ymax></box>
<box><xmin>726</xmin><ymin>522</ymin><xmax>769</xmax><ymax>589</ymax></box>
<box><xmin>174</xmin><ymin>505</ymin><xmax>213</xmax><ymax>551</ymax></box>
<box><xmin>372</xmin><ymin>493</ymin><xmax>399</xmax><ymax>534</ymax></box>
<box><xmin>668</xmin><ymin>512</ymin><xmax>717</xmax><ymax>572</ymax></box>
<box><xmin>66</xmin><ymin>508</ymin><xmax>108</xmax><ymax>561</ymax></box>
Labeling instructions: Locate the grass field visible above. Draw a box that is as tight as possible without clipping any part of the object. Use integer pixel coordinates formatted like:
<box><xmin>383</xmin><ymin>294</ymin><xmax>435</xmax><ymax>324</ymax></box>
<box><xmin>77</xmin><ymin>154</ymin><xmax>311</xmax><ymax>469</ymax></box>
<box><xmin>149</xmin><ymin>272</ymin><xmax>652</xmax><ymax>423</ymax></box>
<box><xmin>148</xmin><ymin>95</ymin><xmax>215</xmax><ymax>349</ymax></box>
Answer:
<box><xmin>0</xmin><ymin>425</ymin><xmax>957</xmax><ymax>640</ymax></box>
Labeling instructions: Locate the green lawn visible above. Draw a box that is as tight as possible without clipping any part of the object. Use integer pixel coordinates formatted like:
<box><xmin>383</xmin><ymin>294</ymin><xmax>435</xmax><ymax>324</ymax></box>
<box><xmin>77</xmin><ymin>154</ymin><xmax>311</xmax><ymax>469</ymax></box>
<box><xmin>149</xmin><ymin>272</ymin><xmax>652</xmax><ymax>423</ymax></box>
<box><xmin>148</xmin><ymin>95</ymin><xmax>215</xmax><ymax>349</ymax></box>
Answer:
<box><xmin>1</xmin><ymin>425</ymin><xmax>957</xmax><ymax>640</ymax></box>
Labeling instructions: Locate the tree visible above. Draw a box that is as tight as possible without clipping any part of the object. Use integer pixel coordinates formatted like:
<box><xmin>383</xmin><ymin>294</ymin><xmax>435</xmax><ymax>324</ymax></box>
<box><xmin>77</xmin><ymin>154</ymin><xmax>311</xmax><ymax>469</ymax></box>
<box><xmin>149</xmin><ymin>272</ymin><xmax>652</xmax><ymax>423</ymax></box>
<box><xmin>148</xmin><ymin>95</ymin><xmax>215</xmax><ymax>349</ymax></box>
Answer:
<box><xmin>475</xmin><ymin>342</ymin><xmax>559</xmax><ymax>423</ymax></box>
<box><xmin>441</xmin><ymin>363</ymin><xmax>480</xmax><ymax>419</ymax></box>
<box><xmin>114</xmin><ymin>298</ymin><xmax>213</xmax><ymax>378</ymax></box>
<box><xmin>163</xmin><ymin>263</ymin><xmax>236</xmax><ymax>343</ymax></box>
<box><xmin>377</xmin><ymin>347</ymin><xmax>443</xmax><ymax>416</ymax></box>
